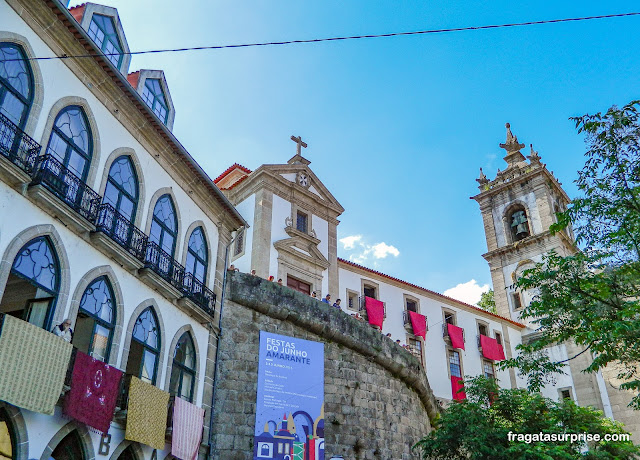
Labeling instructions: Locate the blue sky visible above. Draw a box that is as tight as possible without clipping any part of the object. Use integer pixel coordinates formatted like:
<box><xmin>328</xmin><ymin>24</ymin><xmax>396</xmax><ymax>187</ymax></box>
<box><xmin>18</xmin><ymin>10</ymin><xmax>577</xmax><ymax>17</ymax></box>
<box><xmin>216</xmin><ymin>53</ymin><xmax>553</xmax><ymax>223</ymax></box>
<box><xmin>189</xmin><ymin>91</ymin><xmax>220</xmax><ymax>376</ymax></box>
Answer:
<box><xmin>68</xmin><ymin>0</ymin><xmax>640</xmax><ymax>303</ymax></box>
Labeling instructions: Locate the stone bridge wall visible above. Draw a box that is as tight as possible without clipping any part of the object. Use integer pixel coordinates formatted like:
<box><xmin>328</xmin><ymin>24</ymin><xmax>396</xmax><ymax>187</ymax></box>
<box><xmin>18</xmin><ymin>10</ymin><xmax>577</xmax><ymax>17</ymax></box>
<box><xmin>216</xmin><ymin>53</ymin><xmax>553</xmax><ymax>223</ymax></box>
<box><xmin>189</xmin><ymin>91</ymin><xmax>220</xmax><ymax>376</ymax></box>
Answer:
<box><xmin>209</xmin><ymin>271</ymin><xmax>439</xmax><ymax>459</ymax></box>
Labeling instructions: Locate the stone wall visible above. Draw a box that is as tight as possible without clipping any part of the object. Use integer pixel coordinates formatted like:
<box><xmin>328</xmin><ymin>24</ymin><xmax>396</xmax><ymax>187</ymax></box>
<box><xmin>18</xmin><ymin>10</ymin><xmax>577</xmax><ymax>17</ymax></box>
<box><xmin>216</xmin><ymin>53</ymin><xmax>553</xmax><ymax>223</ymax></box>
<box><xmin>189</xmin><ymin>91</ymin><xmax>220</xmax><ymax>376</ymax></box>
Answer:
<box><xmin>210</xmin><ymin>271</ymin><xmax>439</xmax><ymax>459</ymax></box>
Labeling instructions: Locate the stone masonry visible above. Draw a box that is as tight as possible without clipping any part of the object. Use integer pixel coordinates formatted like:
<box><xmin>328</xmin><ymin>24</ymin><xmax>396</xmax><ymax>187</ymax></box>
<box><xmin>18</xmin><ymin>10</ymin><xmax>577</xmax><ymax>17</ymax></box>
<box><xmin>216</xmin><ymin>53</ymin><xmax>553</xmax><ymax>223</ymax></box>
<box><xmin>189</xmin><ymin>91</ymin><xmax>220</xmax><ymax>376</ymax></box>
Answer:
<box><xmin>210</xmin><ymin>271</ymin><xmax>439</xmax><ymax>459</ymax></box>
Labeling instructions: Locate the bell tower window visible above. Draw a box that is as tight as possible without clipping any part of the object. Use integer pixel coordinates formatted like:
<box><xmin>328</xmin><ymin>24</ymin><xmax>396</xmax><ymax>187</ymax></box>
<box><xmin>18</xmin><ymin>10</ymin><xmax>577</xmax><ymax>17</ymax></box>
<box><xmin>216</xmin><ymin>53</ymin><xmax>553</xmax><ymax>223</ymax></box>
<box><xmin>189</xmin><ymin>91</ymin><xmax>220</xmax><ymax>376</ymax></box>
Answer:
<box><xmin>509</xmin><ymin>206</ymin><xmax>530</xmax><ymax>241</ymax></box>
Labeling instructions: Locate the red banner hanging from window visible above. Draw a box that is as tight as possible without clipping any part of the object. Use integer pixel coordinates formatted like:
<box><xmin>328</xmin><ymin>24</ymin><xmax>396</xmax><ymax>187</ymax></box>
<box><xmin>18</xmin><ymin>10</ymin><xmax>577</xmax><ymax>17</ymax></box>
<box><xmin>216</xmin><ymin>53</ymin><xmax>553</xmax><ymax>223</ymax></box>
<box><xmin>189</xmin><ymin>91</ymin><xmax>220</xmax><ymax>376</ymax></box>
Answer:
<box><xmin>364</xmin><ymin>296</ymin><xmax>384</xmax><ymax>329</ymax></box>
<box><xmin>447</xmin><ymin>323</ymin><xmax>465</xmax><ymax>350</ymax></box>
<box><xmin>480</xmin><ymin>335</ymin><xmax>506</xmax><ymax>361</ymax></box>
<box><xmin>408</xmin><ymin>311</ymin><xmax>427</xmax><ymax>339</ymax></box>
<box><xmin>451</xmin><ymin>376</ymin><xmax>466</xmax><ymax>400</ymax></box>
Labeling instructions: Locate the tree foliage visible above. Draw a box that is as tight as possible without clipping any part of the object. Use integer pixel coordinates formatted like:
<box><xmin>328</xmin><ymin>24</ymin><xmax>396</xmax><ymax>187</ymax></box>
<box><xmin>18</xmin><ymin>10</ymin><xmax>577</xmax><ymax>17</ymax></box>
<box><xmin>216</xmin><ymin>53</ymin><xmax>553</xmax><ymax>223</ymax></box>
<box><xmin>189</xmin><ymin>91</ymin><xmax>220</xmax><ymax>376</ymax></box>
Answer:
<box><xmin>477</xmin><ymin>289</ymin><xmax>496</xmax><ymax>313</ymax></box>
<box><xmin>499</xmin><ymin>100</ymin><xmax>640</xmax><ymax>408</ymax></box>
<box><xmin>414</xmin><ymin>377</ymin><xmax>638</xmax><ymax>460</ymax></box>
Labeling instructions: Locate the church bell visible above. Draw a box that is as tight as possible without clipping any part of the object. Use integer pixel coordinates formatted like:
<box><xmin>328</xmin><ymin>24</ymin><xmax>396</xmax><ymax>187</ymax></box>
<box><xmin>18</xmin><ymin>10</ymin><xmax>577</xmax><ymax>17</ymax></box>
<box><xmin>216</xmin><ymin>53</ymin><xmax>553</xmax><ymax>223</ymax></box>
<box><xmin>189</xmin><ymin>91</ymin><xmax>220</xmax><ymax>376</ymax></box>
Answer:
<box><xmin>511</xmin><ymin>210</ymin><xmax>529</xmax><ymax>237</ymax></box>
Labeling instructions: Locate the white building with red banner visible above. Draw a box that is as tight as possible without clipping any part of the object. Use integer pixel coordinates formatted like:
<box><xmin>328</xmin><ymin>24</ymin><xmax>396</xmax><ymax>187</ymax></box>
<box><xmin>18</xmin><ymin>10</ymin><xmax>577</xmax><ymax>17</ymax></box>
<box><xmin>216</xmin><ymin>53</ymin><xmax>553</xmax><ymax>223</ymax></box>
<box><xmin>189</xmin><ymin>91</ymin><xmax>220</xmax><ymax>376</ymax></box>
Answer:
<box><xmin>0</xmin><ymin>0</ymin><xmax>639</xmax><ymax>459</ymax></box>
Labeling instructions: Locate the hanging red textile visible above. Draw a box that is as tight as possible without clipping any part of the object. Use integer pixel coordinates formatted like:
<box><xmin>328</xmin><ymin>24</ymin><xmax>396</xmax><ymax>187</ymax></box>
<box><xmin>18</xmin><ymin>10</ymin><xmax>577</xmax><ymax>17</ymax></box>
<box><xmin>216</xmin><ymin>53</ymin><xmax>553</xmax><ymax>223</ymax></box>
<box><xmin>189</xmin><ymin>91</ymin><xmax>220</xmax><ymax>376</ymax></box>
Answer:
<box><xmin>480</xmin><ymin>335</ymin><xmax>506</xmax><ymax>361</ymax></box>
<box><xmin>364</xmin><ymin>296</ymin><xmax>384</xmax><ymax>329</ymax></box>
<box><xmin>408</xmin><ymin>311</ymin><xmax>427</xmax><ymax>339</ymax></box>
<box><xmin>451</xmin><ymin>376</ymin><xmax>466</xmax><ymax>400</ymax></box>
<box><xmin>447</xmin><ymin>323</ymin><xmax>465</xmax><ymax>350</ymax></box>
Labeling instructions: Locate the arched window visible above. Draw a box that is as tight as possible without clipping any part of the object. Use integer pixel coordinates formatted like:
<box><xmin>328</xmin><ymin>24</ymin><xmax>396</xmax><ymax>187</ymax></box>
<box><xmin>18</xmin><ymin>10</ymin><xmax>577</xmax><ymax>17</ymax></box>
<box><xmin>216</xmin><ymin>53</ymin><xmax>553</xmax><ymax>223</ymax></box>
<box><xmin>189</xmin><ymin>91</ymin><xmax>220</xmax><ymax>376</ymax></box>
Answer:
<box><xmin>185</xmin><ymin>227</ymin><xmax>208</xmax><ymax>283</ymax></box>
<box><xmin>0</xmin><ymin>236</ymin><xmax>59</xmax><ymax>330</ymax></box>
<box><xmin>0</xmin><ymin>408</ymin><xmax>17</xmax><ymax>460</ymax></box>
<box><xmin>87</xmin><ymin>14</ymin><xmax>123</xmax><ymax>68</ymax></box>
<box><xmin>126</xmin><ymin>307</ymin><xmax>160</xmax><ymax>384</ymax></box>
<box><xmin>141</xmin><ymin>79</ymin><xmax>168</xmax><ymax>124</ymax></box>
<box><xmin>508</xmin><ymin>206</ymin><xmax>530</xmax><ymax>242</ymax></box>
<box><xmin>103</xmin><ymin>155</ymin><xmax>139</xmax><ymax>222</ymax></box>
<box><xmin>149</xmin><ymin>194</ymin><xmax>177</xmax><ymax>257</ymax></box>
<box><xmin>74</xmin><ymin>276</ymin><xmax>116</xmax><ymax>362</ymax></box>
<box><xmin>51</xmin><ymin>430</ymin><xmax>86</xmax><ymax>460</ymax></box>
<box><xmin>169</xmin><ymin>332</ymin><xmax>196</xmax><ymax>403</ymax></box>
<box><xmin>0</xmin><ymin>42</ymin><xmax>33</xmax><ymax>129</ymax></box>
<box><xmin>46</xmin><ymin>105</ymin><xmax>93</xmax><ymax>180</ymax></box>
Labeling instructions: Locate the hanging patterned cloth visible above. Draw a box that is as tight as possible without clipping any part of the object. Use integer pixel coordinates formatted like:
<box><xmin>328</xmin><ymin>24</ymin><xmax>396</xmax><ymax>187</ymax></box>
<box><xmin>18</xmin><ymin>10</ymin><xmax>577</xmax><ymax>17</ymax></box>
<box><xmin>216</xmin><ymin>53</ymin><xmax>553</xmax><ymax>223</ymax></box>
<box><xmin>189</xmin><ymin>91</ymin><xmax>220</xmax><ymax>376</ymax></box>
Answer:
<box><xmin>0</xmin><ymin>315</ymin><xmax>72</xmax><ymax>415</ymax></box>
<box><xmin>171</xmin><ymin>396</ymin><xmax>205</xmax><ymax>460</ymax></box>
<box><xmin>63</xmin><ymin>351</ymin><xmax>123</xmax><ymax>434</ymax></box>
<box><xmin>125</xmin><ymin>376</ymin><xmax>170</xmax><ymax>450</ymax></box>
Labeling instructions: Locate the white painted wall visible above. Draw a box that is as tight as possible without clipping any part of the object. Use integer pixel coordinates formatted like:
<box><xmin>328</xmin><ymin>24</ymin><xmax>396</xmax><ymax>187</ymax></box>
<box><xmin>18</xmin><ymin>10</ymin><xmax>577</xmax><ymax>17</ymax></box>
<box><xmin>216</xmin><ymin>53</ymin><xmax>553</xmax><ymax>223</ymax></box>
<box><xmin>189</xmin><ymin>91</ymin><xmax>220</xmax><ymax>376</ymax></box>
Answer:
<box><xmin>0</xmin><ymin>4</ymin><xmax>228</xmax><ymax>457</ymax></box>
<box><xmin>269</xmin><ymin>194</ymin><xmax>291</xmax><ymax>278</ymax></box>
<box><xmin>338</xmin><ymin>266</ymin><xmax>523</xmax><ymax>401</ymax></box>
<box><xmin>231</xmin><ymin>194</ymin><xmax>256</xmax><ymax>273</ymax></box>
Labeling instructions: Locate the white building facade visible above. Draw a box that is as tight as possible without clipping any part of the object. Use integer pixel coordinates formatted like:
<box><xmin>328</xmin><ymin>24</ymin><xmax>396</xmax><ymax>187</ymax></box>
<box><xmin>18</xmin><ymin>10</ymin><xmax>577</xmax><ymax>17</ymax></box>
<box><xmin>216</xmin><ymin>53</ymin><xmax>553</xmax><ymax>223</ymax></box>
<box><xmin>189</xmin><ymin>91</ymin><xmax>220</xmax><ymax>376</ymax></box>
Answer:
<box><xmin>0</xmin><ymin>0</ymin><xmax>245</xmax><ymax>459</ymax></box>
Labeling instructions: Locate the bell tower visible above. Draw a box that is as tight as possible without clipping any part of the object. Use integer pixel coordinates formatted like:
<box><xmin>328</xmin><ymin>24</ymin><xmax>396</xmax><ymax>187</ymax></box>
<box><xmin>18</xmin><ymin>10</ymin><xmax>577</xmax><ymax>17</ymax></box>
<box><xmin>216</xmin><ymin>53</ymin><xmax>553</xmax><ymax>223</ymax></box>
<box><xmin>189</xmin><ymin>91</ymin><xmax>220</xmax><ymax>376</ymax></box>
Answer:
<box><xmin>471</xmin><ymin>124</ymin><xmax>576</xmax><ymax>321</ymax></box>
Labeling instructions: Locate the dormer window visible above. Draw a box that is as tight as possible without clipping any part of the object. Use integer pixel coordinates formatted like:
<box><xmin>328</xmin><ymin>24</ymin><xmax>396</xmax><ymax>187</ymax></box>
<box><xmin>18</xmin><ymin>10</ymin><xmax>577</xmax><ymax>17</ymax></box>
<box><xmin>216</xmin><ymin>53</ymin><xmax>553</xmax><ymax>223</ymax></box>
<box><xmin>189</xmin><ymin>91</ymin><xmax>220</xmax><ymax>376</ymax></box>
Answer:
<box><xmin>88</xmin><ymin>14</ymin><xmax>123</xmax><ymax>67</ymax></box>
<box><xmin>142</xmin><ymin>78</ymin><xmax>168</xmax><ymax>124</ymax></box>
<box><xmin>509</xmin><ymin>206</ymin><xmax>530</xmax><ymax>241</ymax></box>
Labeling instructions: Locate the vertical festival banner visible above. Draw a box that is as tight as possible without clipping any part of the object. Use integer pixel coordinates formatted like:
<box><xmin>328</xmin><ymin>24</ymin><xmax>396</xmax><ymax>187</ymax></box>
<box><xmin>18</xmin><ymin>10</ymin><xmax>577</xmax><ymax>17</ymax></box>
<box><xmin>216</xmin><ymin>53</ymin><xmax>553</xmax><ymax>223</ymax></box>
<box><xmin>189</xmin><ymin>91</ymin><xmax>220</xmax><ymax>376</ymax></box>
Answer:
<box><xmin>253</xmin><ymin>331</ymin><xmax>325</xmax><ymax>460</ymax></box>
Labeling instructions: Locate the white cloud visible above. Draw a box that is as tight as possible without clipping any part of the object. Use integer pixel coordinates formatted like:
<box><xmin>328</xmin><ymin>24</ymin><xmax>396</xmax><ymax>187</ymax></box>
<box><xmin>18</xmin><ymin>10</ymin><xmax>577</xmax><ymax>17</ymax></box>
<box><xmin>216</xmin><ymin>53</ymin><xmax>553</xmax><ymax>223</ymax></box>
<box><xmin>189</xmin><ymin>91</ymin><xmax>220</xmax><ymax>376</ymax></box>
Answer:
<box><xmin>339</xmin><ymin>235</ymin><xmax>362</xmax><ymax>250</ymax></box>
<box><xmin>443</xmin><ymin>279</ymin><xmax>489</xmax><ymax>305</ymax></box>
<box><xmin>371</xmin><ymin>242</ymin><xmax>400</xmax><ymax>259</ymax></box>
<box><xmin>341</xmin><ymin>235</ymin><xmax>400</xmax><ymax>264</ymax></box>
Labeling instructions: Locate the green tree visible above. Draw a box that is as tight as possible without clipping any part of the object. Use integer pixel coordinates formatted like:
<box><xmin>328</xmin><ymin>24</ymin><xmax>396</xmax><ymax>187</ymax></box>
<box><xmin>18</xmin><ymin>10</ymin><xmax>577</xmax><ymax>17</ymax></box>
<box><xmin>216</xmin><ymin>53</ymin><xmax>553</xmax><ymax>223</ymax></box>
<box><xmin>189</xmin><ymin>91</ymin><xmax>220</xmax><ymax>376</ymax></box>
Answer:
<box><xmin>477</xmin><ymin>289</ymin><xmax>496</xmax><ymax>313</ymax></box>
<box><xmin>500</xmin><ymin>100</ymin><xmax>640</xmax><ymax>408</ymax></box>
<box><xmin>414</xmin><ymin>377</ymin><xmax>638</xmax><ymax>460</ymax></box>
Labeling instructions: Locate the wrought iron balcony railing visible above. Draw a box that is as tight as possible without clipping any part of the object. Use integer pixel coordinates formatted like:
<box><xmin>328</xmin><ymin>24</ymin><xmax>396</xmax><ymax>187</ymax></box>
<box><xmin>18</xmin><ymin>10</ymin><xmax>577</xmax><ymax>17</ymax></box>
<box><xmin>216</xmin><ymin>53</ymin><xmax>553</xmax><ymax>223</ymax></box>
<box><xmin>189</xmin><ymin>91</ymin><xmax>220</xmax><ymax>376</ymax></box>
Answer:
<box><xmin>95</xmin><ymin>203</ymin><xmax>148</xmax><ymax>260</ymax></box>
<box><xmin>182</xmin><ymin>272</ymin><xmax>216</xmax><ymax>315</ymax></box>
<box><xmin>31</xmin><ymin>154</ymin><xmax>101</xmax><ymax>223</ymax></box>
<box><xmin>0</xmin><ymin>111</ymin><xmax>41</xmax><ymax>175</ymax></box>
<box><xmin>144</xmin><ymin>241</ymin><xmax>187</xmax><ymax>291</ymax></box>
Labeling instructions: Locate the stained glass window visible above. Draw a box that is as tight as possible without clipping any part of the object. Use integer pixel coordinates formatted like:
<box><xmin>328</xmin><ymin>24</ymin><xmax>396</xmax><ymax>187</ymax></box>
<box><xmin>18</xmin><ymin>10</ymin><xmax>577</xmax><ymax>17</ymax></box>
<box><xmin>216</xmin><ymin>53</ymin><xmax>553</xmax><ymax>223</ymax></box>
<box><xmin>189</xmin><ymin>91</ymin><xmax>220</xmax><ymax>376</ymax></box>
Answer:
<box><xmin>12</xmin><ymin>237</ymin><xmax>58</xmax><ymax>293</ymax></box>
<box><xmin>128</xmin><ymin>307</ymin><xmax>160</xmax><ymax>384</ymax></box>
<box><xmin>46</xmin><ymin>106</ymin><xmax>92</xmax><ymax>180</ymax></box>
<box><xmin>141</xmin><ymin>78</ymin><xmax>168</xmax><ymax>124</ymax></box>
<box><xmin>169</xmin><ymin>332</ymin><xmax>196</xmax><ymax>402</ymax></box>
<box><xmin>185</xmin><ymin>227</ymin><xmax>207</xmax><ymax>283</ymax></box>
<box><xmin>87</xmin><ymin>14</ymin><xmax>123</xmax><ymax>68</ymax></box>
<box><xmin>103</xmin><ymin>155</ymin><xmax>138</xmax><ymax>222</ymax></box>
<box><xmin>75</xmin><ymin>276</ymin><xmax>115</xmax><ymax>362</ymax></box>
<box><xmin>0</xmin><ymin>42</ymin><xmax>33</xmax><ymax>128</ymax></box>
<box><xmin>149</xmin><ymin>194</ymin><xmax>177</xmax><ymax>256</ymax></box>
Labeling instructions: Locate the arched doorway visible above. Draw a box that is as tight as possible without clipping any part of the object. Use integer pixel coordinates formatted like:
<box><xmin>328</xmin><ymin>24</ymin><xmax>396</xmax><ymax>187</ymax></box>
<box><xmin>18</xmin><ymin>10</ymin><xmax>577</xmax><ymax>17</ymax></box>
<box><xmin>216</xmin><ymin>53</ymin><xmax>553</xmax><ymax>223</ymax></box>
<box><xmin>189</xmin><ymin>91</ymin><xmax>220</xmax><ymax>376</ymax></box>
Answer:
<box><xmin>116</xmin><ymin>445</ymin><xmax>137</xmax><ymax>460</ymax></box>
<box><xmin>0</xmin><ymin>408</ymin><xmax>16</xmax><ymax>460</ymax></box>
<box><xmin>50</xmin><ymin>430</ymin><xmax>85</xmax><ymax>460</ymax></box>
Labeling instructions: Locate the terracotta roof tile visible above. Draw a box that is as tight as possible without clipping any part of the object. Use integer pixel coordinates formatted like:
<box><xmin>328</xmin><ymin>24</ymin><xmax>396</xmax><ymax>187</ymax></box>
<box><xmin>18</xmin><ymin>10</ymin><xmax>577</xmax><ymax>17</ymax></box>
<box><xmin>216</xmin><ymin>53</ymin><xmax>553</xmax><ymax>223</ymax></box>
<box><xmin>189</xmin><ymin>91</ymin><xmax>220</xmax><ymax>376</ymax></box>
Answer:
<box><xmin>220</xmin><ymin>173</ymin><xmax>249</xmax><ymax>191</ymax></box>
<box><xmin>337</xmin><ymin>257</ymin><xmax>525</xmax><ymax>328</ymax></box>
<box><xmin>214</xmin><ymin>163</ymin><xmax>252</xmax><ymax>184</ymax></box>
<box><xmin>68</xmin><ymin>3</ymin><xmax>86</xmax><ymax>22</ymax></box>
<box><xmin>127</xmin><ymin>70</ymin><xmax>140</xmax><ymax>89</ymax></box>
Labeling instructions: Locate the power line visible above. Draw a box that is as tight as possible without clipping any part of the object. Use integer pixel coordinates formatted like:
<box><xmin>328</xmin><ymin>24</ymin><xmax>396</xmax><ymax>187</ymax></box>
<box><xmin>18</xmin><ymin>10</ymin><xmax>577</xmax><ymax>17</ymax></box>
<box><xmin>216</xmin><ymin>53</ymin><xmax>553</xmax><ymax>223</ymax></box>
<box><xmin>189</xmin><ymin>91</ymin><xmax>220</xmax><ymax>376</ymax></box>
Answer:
<box><xmin>9</xmin><ymin>12</ymin><xmax>640</xmax><ymax>62</ymax></box>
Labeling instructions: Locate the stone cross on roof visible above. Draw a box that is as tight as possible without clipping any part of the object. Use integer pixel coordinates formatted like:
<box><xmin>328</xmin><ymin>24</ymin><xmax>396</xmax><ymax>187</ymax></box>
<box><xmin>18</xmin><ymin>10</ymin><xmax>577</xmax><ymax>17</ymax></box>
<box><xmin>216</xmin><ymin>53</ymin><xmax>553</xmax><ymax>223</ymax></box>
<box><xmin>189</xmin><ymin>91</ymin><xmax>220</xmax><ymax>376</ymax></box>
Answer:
<box><xmin>291</xmin><ymin>135</ymin><xmax>307</xmax><ymax>156</ymax></box>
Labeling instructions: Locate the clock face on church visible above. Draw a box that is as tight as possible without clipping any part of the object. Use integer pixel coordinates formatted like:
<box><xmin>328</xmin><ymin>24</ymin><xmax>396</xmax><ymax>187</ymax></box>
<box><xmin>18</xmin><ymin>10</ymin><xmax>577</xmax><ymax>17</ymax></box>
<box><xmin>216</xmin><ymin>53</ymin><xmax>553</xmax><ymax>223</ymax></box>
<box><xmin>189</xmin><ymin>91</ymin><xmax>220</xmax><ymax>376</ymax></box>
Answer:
<box><xmin>297</xmin><ymin>172</ymin><xmax>309</xmax><ymax>188</ymax></box>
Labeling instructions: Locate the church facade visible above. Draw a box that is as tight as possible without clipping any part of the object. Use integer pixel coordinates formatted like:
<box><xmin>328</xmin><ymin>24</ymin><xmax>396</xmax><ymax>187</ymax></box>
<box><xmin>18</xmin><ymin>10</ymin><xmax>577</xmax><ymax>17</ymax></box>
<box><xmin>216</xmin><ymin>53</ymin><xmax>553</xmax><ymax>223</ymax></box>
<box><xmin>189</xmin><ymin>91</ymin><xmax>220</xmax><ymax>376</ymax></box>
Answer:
<box><xmin>0</xmin><ymin>0</ymin><xmax>638</xmax><ymax>459</ymax></box>
<box><xmin>217</xmin><ymin>126</ymin><xmax>639</xmax><ymax>441</ymax></box>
